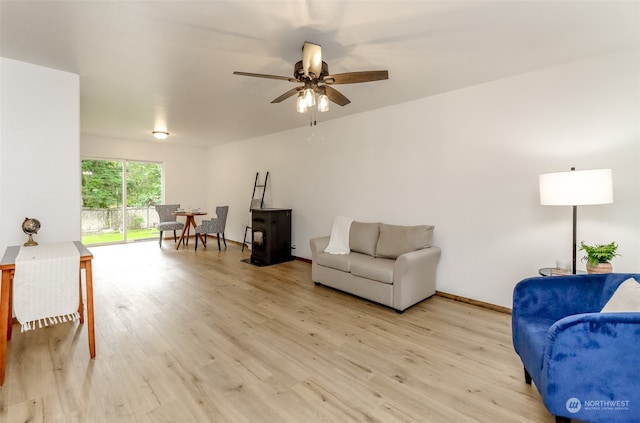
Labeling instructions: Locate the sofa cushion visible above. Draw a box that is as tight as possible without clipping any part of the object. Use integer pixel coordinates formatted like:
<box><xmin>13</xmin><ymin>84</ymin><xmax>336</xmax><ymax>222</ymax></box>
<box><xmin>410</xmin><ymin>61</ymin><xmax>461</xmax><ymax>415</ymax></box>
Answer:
<box><xmin>315</xmin><ymin>251</ymin><xmax>352</xmax><ymax>273</ymax></box>
<box><xmin>375</xmin><ymin>224</ymin><xmax>434</xmax><ymax>259</ymax></box>
<box><xmin>349</xmin><ymin>221</ymin><xmax>380</xmax><ymax>256</ymax></box>
<box><xmin>350</xmin><ymin>255</ymin><xmax>395</xmax><ymax>284</ymax></box>
<box><xmin>601</xmin><ymin>277</ymin><xmax>640</xmax><ymax>312</ymax></box>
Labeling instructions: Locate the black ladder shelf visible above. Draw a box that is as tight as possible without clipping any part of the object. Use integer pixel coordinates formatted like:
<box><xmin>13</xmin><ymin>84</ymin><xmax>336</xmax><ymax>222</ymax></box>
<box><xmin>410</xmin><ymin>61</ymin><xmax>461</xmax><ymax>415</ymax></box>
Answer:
<box><xmin>242</xmin><ymin>171</ymin><xmax>269</xmax><ymax>252</ymax></box>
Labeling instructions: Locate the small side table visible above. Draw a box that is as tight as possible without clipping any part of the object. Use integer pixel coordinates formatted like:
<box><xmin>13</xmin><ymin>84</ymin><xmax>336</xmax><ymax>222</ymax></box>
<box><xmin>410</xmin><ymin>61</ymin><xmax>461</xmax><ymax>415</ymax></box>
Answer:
<box><xmin>173</xmin><ymin>211</ymin><xmax>207</xmax><ymax>249</ymax></box>
<box><xmin>539</xmin><ymin>267</ymin><xmax>587</xmax><ymax>277</ymax></box>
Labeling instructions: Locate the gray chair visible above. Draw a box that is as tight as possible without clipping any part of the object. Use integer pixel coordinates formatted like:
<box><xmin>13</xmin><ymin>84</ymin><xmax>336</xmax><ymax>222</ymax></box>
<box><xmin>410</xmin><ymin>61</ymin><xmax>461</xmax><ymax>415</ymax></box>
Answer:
<box><xmin>155</xmin><ymin>204</ymin><xmax>185</xmax><ymax>247</ymax></box>
<box><xmin>195</xmin><ymin>206</ymin><xmax>228</xmax><ymax>251</ymax></box>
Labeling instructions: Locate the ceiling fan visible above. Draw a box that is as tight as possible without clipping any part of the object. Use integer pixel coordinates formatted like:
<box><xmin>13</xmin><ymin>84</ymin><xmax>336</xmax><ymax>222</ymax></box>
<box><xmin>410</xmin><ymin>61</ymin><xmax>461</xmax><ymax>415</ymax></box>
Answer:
<box><xmin>233</xmin><ymin>42</ymin><xmax>389</xmax><ymax>117</ymax></box>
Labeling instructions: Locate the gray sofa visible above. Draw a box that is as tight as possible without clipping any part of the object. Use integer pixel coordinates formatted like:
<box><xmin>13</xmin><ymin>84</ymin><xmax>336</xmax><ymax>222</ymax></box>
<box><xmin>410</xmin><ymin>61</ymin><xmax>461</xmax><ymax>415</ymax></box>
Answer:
<box><xmin>310</xmin><ymin>221</ymin><xmax>441</xmax><ymax>312</ymax></box>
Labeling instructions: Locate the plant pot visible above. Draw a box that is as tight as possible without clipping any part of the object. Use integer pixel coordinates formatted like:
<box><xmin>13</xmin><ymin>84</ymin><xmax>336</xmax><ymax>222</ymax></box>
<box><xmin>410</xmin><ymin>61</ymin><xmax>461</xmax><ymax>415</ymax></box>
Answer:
<box><xmin>586</xmin><ymin>262</ymin><xmax>613</xmax><ymax>274</ymax></box>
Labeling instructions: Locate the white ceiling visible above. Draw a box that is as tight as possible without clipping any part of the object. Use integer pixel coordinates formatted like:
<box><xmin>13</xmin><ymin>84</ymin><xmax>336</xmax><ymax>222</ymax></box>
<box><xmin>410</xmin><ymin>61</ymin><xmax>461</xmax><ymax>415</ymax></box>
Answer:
<box><xmin>1</xmin><ymin>1</ymin><xmax>639</xmax><ymax>148</ymax></box>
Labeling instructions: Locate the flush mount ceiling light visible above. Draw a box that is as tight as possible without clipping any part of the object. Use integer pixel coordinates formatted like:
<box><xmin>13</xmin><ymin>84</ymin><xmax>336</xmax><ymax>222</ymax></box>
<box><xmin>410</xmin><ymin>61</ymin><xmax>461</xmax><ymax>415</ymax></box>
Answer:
<box><xmin>152</xmin><ymin>131</ymin><xmax>169</xmax><ymax>140</ymax></box>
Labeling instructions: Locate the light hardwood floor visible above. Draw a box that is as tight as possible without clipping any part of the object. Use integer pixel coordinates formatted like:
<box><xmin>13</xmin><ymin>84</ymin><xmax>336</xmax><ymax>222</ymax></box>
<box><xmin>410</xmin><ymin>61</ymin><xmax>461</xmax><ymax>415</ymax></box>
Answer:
<box><xmin>0</xmin><ymin>241</ymin><xmax>558</xmax><ymax>422</ymax></box>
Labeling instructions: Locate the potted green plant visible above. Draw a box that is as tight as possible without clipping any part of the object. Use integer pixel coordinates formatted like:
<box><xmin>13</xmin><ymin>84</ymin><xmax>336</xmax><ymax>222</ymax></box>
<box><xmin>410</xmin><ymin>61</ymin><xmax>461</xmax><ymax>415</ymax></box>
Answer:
<box><xmin>579</xmin><ymin>241</ymin><xmax>620</xmax><ymax>274</ymax></box>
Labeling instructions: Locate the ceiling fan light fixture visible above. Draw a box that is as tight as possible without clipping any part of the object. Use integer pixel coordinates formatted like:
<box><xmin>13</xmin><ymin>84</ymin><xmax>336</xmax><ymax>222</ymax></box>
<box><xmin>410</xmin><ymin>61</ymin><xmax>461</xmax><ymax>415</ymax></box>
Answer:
<box><xmin>296</xmin><ymin>93</ymin><xmax>307</xmax><ymax>113</ymax></box>
<box><xmin>303</xmin><ymin>88</ymin><xmax>315</xmax><ymax>107</ymax></box>
<box><xmin>233</xmin><ymin>41</ymin><xmax>389</xmax><ymax>120</ymax></box>
<box><xmin>317</xmin><ymin>93</ymin><xmax>329</xmax><ymax>112</ymax></box>
<box><xmin>152</xmin><ymin>130</ymin><xmax>169</xmax><ymax>140</ymax></box>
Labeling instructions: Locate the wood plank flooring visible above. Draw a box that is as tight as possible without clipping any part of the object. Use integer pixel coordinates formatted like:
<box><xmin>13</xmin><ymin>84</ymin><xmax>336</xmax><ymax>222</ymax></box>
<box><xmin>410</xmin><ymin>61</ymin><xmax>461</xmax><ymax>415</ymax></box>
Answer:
<box><xmin>0</xmin><ymin>241</ymin><xmax>559</xmax><ymax>422</ymax></box>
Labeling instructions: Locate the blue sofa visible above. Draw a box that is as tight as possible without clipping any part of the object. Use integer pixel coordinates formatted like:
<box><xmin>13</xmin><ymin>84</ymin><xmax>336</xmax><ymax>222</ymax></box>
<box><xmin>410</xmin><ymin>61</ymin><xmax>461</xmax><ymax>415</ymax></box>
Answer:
<box><xmin>512</xmin><ymin>273</ymin><xmax>640</xmax><ymax>423</ymax></box>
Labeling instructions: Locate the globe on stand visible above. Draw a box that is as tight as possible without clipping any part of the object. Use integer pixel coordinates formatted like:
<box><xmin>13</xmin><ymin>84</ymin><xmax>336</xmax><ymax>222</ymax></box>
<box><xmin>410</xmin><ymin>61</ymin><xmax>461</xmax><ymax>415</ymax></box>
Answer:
<box><xmin>22</xmin><ymin>217</ymin><xmax>41</xmax><ymax>247</ymax></box>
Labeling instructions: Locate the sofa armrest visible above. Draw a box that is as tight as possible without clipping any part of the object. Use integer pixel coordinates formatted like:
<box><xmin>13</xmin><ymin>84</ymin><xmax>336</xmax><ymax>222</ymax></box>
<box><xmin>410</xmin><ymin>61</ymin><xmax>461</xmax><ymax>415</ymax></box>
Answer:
<box><xmin>310</xmin><ymin>236</ymin><xmax>331</xmax><ymax>283</ymax></box>
<box><xmin>392</xmin><ymin>246</ymin><xmax>441</xmax><ymax>311</ymax></box>
<box><xmin>540</xmin><ymin>312</ymin><xmax>640</xmax><ymax>420</ymax></box>
<box><xmin>310</xmin><ymin>236</ymin><xmax>330</xmax><ymax>258</ymax></box>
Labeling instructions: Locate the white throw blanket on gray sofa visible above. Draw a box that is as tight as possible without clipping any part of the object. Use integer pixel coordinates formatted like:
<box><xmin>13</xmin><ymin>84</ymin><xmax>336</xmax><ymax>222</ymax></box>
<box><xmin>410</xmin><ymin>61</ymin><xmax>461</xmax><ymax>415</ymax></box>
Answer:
<box><xmin>323</xmin><ymin>215</ymin><xmax>354</xmax><ymax>255</ymax></box>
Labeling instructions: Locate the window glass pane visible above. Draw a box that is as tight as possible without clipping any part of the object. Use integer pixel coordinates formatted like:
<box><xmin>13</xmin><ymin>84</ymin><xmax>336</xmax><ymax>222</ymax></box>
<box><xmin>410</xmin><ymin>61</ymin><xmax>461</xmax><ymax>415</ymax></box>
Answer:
<box><xmin>126</xmin><ymin>161</ymin><xmax>162</xmax><ymax>241</ymax></box>
<box><xmin>81</xmin><ymin>159</ymin><xmax>124</xmax><ymax>244</ymax></box>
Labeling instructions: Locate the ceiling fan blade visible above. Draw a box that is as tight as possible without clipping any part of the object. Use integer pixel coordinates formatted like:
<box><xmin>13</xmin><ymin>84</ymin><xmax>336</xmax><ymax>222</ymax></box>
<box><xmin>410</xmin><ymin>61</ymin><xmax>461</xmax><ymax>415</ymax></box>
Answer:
<box><xmin>302</xmin><ymin>41</ymin><xmax>322</xmax><ymax>78</ymax></box>
<box><xmin>324</xmin><ymin>85</ymin><xmax>350</xmax><ymax>106</ymax></box>
<box><xmin>323</xmin><ymin>70</ymin><xmax>389</xmax><ymax>85</ymax></box>
<box><xmin>233</xmin><ymin>71</ymin><xmax>297</xmax><ymax>82</ymax></box>
<box><xmin>271</xmin><ymin>87</ymin><xmax>303</xmax><ymax>103</ymax></box>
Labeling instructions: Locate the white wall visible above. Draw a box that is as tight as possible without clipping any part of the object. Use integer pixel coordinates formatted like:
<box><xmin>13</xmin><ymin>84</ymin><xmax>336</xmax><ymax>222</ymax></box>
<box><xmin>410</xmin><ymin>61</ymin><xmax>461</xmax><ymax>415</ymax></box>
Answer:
<box><xmin>0</xmin><ymin>58</ymin><xmax>80</xmax><ymax>254</ymax></box>
<box><xmin>206</xmin><ymin>48</ymin><xmax>640</xmax><ymax>308</ymax></box>
<box><xmin>81</xmin><ymin>135</ymin><xmax>208</xmax><ymax>224</ymax></box>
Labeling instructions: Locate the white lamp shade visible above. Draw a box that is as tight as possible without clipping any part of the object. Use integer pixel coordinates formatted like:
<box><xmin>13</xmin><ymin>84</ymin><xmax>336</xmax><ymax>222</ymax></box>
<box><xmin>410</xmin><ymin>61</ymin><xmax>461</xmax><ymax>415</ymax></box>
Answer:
<box><xmin>539</xmin><ymin>168</ymin><xmax>613</xmax><ymax>206</ymax></box>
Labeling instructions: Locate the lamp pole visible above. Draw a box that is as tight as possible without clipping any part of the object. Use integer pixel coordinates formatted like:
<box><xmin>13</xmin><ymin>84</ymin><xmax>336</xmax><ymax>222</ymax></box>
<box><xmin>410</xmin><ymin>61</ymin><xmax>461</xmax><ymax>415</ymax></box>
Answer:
<box><xmin>571</xmin><ymin>167</ymin><xmax>577</xmax><ymax>275</ymax></box>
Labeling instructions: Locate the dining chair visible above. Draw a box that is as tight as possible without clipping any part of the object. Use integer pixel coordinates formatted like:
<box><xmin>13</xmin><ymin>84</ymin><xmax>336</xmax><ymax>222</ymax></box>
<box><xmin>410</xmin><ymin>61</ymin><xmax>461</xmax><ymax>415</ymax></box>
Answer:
<box><xmin>195</xmin><ymin>206</ymin><xmax>229</xmax><ymax>251</ymax></box>
<box><xmin>155</xmin><ymin>204</ymin><xmax>185</xmax><ymax>247</ymax></box>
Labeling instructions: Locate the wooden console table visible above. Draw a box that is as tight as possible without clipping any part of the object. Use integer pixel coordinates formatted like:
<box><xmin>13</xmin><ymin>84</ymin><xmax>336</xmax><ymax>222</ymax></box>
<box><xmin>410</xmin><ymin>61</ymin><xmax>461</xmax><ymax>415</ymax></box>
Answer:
<box><xmin>0</xmin><ymin>241</ymin><xmax>95</xmax><ymax>385</ymax></box>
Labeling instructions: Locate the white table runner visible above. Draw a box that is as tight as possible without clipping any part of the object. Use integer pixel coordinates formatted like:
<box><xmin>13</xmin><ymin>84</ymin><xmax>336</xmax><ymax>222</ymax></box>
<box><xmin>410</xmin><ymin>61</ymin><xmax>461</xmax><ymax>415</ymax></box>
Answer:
<box><xmin>13</xmin><ymin>242</ymin><xmax>80</xmax><ymax>332</ymax></box>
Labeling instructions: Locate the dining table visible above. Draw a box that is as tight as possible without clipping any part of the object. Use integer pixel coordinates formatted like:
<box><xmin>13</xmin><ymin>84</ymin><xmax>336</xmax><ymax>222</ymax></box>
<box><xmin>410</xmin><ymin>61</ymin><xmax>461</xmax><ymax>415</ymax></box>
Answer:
<box><xmin>172</xmin><ymin>211</ymin><xmax>207</xmax><ymax>249</ymax></box>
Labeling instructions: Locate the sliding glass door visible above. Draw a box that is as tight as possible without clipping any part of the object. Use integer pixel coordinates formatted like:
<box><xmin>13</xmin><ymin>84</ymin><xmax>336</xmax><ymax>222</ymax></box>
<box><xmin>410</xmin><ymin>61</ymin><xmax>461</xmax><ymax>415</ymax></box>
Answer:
<box><xmin>81</xmin><ymin>159</ymin><xmax>163</xmax><ymax>245</ymax></box>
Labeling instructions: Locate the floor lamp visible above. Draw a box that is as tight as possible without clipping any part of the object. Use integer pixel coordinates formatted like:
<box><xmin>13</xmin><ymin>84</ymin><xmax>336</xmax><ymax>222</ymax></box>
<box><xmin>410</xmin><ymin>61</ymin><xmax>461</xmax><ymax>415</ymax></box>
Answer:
<box><xmin>539</xmin><ymin>167</ymin><xmax>613</xmax><ymax>274</ymax></box>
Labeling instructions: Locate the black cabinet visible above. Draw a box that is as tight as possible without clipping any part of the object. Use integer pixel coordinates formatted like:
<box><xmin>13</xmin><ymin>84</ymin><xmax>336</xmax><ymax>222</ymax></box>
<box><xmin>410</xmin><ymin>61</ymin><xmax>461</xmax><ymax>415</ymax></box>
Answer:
<box><xmin>251</xmin><ymin>208</ymin><xmax>292</xmax><ymax>266</ymax></box>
